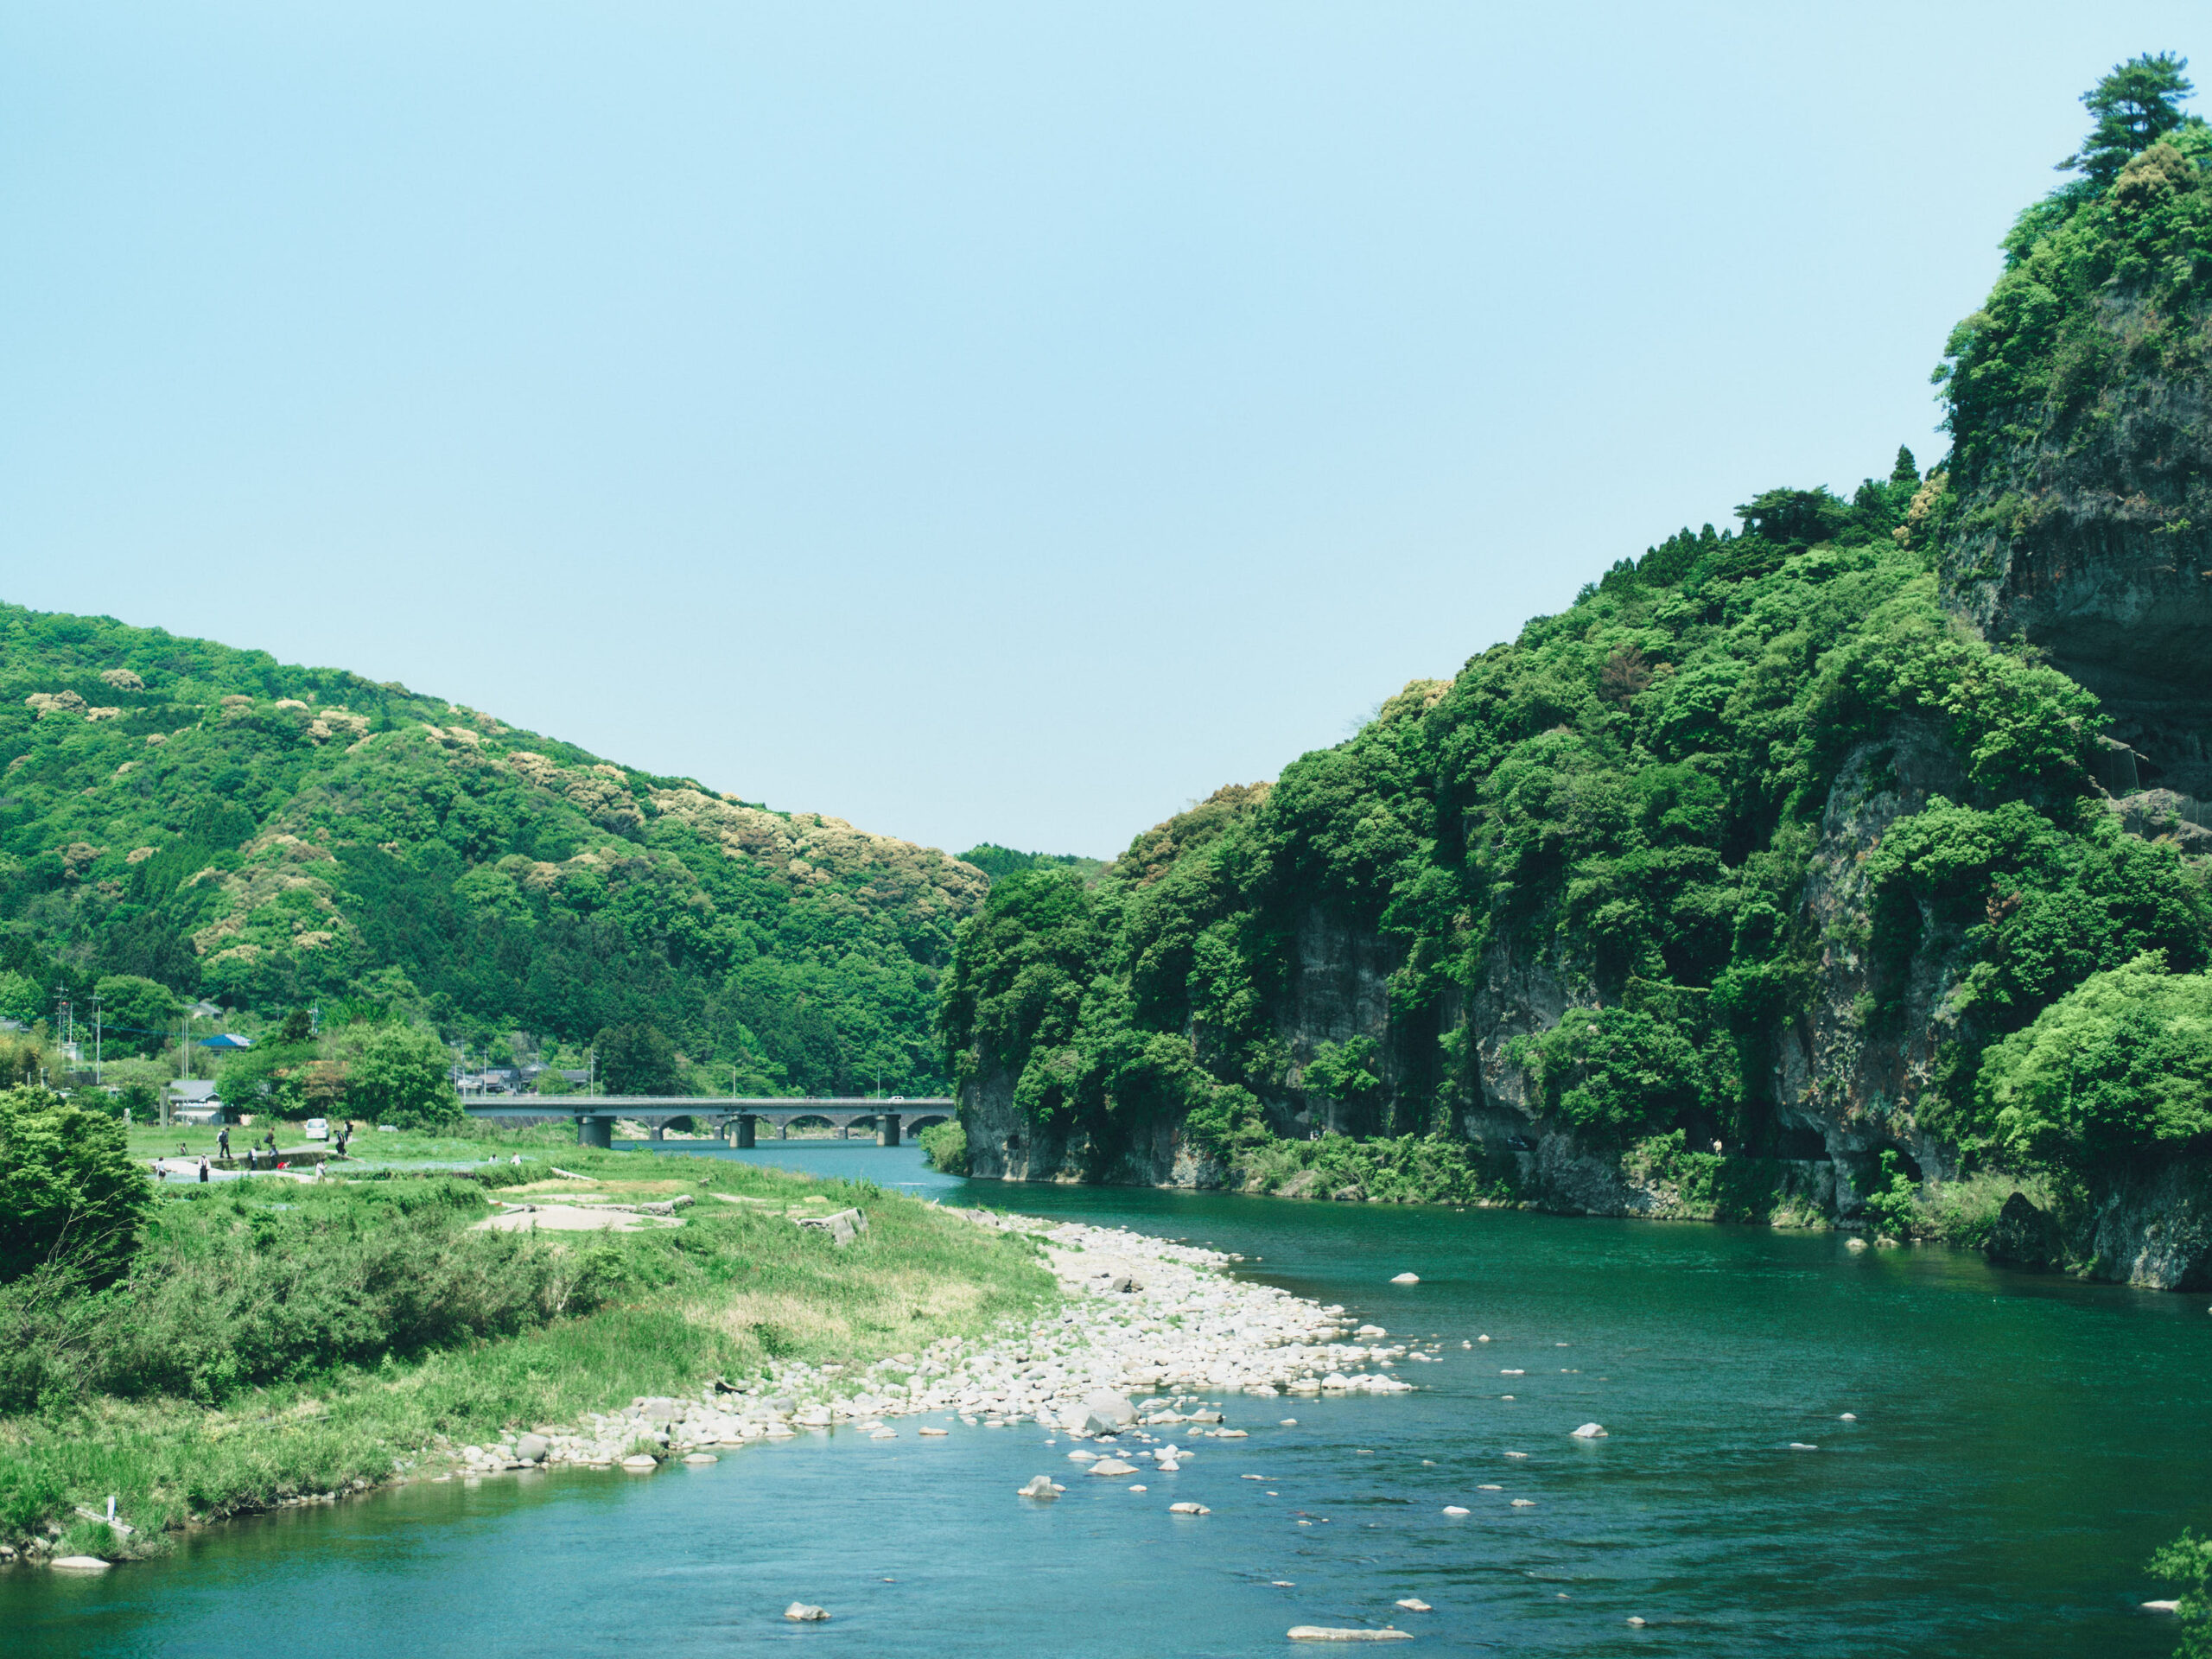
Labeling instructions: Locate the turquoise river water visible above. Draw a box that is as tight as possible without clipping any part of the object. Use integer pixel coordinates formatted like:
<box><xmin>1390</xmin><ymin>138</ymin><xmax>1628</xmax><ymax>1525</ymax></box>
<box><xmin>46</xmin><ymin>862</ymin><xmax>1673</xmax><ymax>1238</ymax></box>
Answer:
<box><xmin>7</xmin><ymin>1142</ymin><xmax>2209</xmax><ymax>1657</ymax></box>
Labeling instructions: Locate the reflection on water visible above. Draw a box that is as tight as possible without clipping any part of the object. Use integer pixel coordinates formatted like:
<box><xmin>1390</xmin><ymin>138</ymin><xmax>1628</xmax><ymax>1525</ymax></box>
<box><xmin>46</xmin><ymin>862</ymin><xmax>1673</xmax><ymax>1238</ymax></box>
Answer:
<box><xmin>9</xmin><ymin>1149</ymin><xmax>2209</xmax><ymax>1657</ymax></box>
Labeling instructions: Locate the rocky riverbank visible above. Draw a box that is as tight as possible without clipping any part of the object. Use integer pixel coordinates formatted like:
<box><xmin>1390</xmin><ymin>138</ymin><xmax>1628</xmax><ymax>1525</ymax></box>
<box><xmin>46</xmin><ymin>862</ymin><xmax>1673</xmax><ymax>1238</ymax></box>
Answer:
<box><xmin>429</xmin><ymin>1207</ymin><xmax>1419</xmax><ymax>1478</ymax></box>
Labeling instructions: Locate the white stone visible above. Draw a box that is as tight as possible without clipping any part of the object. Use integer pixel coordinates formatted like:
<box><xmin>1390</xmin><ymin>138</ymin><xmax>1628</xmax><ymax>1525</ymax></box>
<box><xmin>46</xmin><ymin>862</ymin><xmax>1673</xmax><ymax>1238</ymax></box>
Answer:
<box><xmin>1441</xmin><ymin>1506</ymin><xmax>1470</xmax><ymax>1516</ymax></box>
<box><xmin>784</xmin><ymin>1602</ymin><xmax>830</xmax><ymax>1621</ymax></box>
<box><xmin>1018</xmin><ymin>1476</ymin><xmax>1059</xmax><ymax>1499</ymax></box>
<box><xmin>1088</xmin><ymin>1459</ymin><xmax>1139</xmax><ymax>1477</ymax></box>
<box><xmin>620</xmin><ymin>1454</ymin><xmax>658</xmax><ymax>1471</ymax></box>
<box><xmin>1286</xmin><ymin>1627</ymin><xmax>1412</xmax><ymax>1643</ymax></box>
<box><xmin>1395</xmin><ymin>1599</ymin><xmax>1430</xmax><ymax>1612</ymax></box>
<box><xmin>1390</xmin><ymin>1274</ymin><xmax>1420</xmax><ymax>1284</ymax></box>
<box><xmin>50</xmin><ymin>1556</ymin><xmax>112</xmax><ymax>1572</ymax></box>
<box><xmin>1168</xmin><ymin>1502</ymin><xmax>1210</xmax><ymax>1514</ymax></box>
<box><xmin>1569</xmin><ymin>1422</ymin><xmax>1607</xmax><ymax>1439</ymax></box>
<box><xmin>683</xmin><ymin>1452</ymin><xmax>719</xmax><ymax>1465</ymax></box>
<box><xmin>1510</xmin><ymin>1498</ymin><xmax>1536</xmax><ymax>1508</ymax></box>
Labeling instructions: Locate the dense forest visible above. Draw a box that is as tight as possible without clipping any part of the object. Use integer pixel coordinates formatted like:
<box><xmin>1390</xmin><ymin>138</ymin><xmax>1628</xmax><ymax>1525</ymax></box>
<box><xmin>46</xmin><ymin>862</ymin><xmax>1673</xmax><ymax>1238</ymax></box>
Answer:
<box><xmin>939</xmin><ymin>58</ymin><xmax>2212</xmax><ymax>1266</ymax></box>
<box><xmin>0</xmin><ymin>608</ymin><xmax>988</xmax><ymax>1096</ymax></box>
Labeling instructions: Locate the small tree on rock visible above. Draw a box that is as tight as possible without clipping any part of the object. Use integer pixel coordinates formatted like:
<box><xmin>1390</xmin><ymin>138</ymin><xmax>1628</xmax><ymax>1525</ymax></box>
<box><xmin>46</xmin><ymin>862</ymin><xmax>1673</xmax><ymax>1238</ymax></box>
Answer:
<box><xmin>2062</xmin><ymin>53</ymin><xmax>2195</xmax><ymax>186</ymax></box>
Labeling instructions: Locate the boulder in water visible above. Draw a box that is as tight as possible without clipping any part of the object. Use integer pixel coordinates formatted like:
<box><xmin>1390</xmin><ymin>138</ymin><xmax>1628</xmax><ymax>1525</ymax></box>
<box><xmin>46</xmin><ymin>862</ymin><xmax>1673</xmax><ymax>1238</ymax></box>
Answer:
<box><xmin>784</xmin><ymin>1602</ymin><xmax>830</xmax><ymax>1621</ymax></box>
<box><xmin>1389</xmin><ymin>1273</ymin><xmax>1420</xmax><ymax>1284</ymax></box>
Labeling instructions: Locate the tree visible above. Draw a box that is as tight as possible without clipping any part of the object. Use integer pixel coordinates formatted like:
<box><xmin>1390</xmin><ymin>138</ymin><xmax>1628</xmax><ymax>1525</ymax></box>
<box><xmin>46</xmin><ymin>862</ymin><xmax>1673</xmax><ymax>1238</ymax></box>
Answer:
<box><xmin>279</xmin><ymin>1007</ymin><xmax>314</xmax><ymax>1044</ymax></box>
<box><xmin>594</xmin><ymin>1023</ymin><xmax>680</xmax><ymax>1096</ymax></box>
<box><xmin>1735</xmin><ymin>486</ymin><xmax>1853</xmax><ymax>550</ymax></box>
<box><xmin>0</xmin><ymin>970</ymin><xmax>39</xmax><ymax>1025</ymax></box>
<box><xmin>1976</xmin><ymin>953</ymin><xmax>2212</xmax><ymax>1170</ymax></box>
<box><xmin>1890</xmin><ymin>446</ymin><xmax>1919</xmax><ymax>486</ymax></box>
<box><xmin>343</xmin><ymin>1026</ymin><xmax>461</xmax><ymax>1129</ymax></box>
<box><xmin>1305</xmin><ymin>1037</ymin><xmax>1382</xmax><ymax>1112</ymax></box>
<box><xmin>94</xmin><ymin>975</ymin><xmax>181</xmax><ymax>1058</ymax></box>
<box><xmin>2151</xmin><ymin>1529</ymin><xmax>2212</xmax><ymax>1659</ymax></box>
<box><xmin>2061</xmin><ymin>53</ymin><xmax>2194</xmax><ymax>186</ymax></box>
<box><xmin>0</xmin><ymin>1086</ymin><xmax>152</xmax><ymax>1287</ymax></box>
<box><xmin>534</xmin><ymin>1067</ymin><xmax>575</xmax><ymax>1096</ymax></box>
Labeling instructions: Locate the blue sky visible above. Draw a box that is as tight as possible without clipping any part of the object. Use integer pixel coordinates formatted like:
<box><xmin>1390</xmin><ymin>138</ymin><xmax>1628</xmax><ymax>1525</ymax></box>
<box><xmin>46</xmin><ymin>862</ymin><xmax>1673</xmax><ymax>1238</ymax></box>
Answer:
<box><xmin>4</xmin><ymin>3</ymin><xmax>2205</xmax><ymax>857</ymax></box>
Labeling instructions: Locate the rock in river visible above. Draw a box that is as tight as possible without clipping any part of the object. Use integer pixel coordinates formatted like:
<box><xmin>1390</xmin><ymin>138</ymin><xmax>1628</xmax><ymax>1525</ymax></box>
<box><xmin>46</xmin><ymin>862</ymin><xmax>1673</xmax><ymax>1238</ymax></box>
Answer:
<box><xmin>50</xmin><ymin>1556</ymin><xmax>112</xmax><ymax>1572</ymax></box>
<box><xmin>1088</xmin><ymin>1459</ymin><xmax>1140</xmax><ymax>1478</ymax></box>
<box><xmin>1018</xmin><ymin>1476</ymin><xmax>1064</xmax><ymax>1499</ymax></box>
<box><xmin>784</xmin><ymin>1602</ymin><xmax>830</xmax><ymax>1621</ymax></box>
<box><xmin>1389</xmin><ymin>1273</ymin><xmax>1420</xmax><ymax>1285</ymax></box>
<box><xmin>1569</xmin><ymin>1422</ymin><xmax>1607</xmax><ymax>1439</ymax></box>
<box><xmin>1287</xmin><ymin>1628</ymin><xmax>1412</xmax><ymax>1643</ymax></box>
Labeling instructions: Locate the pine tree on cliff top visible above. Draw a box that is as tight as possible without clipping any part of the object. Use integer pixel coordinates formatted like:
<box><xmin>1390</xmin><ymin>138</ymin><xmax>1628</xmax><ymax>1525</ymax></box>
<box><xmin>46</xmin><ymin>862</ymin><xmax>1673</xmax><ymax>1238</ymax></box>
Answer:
<box><xmin>2061</xmin><ymin>53</ymin><xmax>2194</xmax><ymax>185</ymax></box>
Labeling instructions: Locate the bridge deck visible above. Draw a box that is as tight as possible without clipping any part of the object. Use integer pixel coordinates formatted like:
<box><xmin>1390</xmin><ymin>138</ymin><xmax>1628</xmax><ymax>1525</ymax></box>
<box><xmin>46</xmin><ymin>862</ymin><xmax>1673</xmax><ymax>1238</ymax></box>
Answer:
<box><xmin>461</xmin><ymin>1096</ymin><xmax>954</xmax><ymax>1120</ymax></box>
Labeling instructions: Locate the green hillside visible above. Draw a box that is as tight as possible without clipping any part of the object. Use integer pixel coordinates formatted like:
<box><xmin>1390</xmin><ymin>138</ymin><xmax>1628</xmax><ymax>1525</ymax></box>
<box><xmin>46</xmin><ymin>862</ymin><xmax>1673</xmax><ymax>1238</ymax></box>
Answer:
<box><xmin>940</xmin><ymin>60</ymin><xmax>2212</xmax><ymax>1221</ymax></box>
<box><xmin>0</xmin><ymin>607</ymin><xmax>985</xmax><ymax>1095</ymax></box>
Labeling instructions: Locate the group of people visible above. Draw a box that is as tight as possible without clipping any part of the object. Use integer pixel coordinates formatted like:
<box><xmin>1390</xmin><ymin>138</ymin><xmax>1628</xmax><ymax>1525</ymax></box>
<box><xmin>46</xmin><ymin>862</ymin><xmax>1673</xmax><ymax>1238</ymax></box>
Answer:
<box><xmin>153</xmin><ymin>1120</ymin><xmax>361</xmax><ymax>1185</ymax></box>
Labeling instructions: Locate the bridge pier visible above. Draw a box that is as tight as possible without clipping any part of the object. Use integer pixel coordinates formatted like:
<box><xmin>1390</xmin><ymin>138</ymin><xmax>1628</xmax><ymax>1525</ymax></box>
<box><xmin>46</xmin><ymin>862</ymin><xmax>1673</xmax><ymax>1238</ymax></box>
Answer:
<box><xmin>877</xmin><ymin>1113</ymin><xmax>901</xmax><ymax>1147</ymax></box>
<box><xmin>649</xmin><ymin>1122</ymin><xmax>664</xmax><ymax>1142</ymax></box>
<box><xmin>733</xmin><ymin>1115</ymin><xmax>756</xmax><ymax>1148</ymax></box>
<box><xmin>837</xmin><ymin>1121</ymin><xmax>849</xmax><ymax>1140</ymax></box>
<box><xmin>575</xmin><ymin>1115</ymin><xmax>612</xmax><ymax>1150</ymax></box>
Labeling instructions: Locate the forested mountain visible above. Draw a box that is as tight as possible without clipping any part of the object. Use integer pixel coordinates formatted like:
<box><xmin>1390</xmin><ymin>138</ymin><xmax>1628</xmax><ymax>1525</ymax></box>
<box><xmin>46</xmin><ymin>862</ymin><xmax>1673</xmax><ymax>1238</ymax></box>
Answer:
<box><xmin>0</xmin><ymin>608</ymin><xmax>985</xmax><ymax>1094</ymax></box>
<box><xmin>940</xmin><ymin>59</ymin><xmax>2212</xmax><ymax>1287</ymax></box>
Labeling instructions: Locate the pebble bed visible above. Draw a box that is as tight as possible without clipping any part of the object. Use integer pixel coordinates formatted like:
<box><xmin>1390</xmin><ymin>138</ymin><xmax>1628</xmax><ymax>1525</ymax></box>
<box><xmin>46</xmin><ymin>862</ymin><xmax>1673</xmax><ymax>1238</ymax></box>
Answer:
<box><xmin>436</xmin><ymin>1209</ymin><xmax>1424</xmax><ymax>1477</ymax></box>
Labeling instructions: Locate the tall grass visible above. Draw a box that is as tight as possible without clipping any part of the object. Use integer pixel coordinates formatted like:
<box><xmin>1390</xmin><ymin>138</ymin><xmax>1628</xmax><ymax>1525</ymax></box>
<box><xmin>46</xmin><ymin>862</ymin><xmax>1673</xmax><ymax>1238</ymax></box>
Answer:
<box><xmin>0</xmin><ymin>1144</ymin><xmax>1054</xmax><ymax>1552</ymax></box>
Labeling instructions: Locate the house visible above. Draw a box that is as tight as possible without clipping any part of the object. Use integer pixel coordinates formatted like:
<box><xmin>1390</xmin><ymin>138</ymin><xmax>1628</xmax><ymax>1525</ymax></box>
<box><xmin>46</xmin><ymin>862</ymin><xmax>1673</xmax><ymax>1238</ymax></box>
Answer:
<box><xmin>168</xmin><ymin>1079</ymin><xmax>229</xmax><ymax>1123</ymax></box>
<box><xmin>200</xmin><ymin>1033</ymin><xmax>254</xmax><ymax>1053</ymax></box>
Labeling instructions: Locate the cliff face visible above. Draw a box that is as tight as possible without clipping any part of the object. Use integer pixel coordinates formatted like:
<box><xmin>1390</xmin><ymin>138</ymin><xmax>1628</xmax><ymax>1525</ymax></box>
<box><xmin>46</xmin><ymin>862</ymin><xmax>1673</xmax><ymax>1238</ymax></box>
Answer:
<box><xmin>947</xmin><ymin>140</ymin><xmax>2212</xmax><ymax>1293</ymax></box>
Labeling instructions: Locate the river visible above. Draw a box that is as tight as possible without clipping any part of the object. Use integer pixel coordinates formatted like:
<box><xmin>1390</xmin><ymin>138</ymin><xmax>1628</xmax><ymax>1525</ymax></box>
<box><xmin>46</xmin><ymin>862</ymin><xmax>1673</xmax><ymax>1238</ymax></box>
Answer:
<box><xmin>8</xmin><ymin>1143</ymin><xmax>2208</xmax><ymax>1656</ymax></box>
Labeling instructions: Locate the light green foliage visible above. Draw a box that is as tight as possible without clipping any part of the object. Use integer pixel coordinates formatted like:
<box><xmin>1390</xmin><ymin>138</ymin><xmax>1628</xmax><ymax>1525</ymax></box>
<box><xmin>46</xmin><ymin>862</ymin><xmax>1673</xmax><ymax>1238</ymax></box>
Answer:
<box><xmin>939</xmin><ymin>73</ymin><xmax>2212</xmax><ymax>1188</ymax></box>
<box><xmin>1304</xmin><ymin>1038</ymin><xmax>1382</xmax><ymax>1110</ymax></box>
<box><xmin>940</xmin><ymin>478</ymin><xmax>2169</xmax><ymax>1173</ymax></box>
<box><xmin>2152</xmin><ymin>1529</ymin><xmax>2212</xmax><ymax>1658</ymax></box>
<box><xmin>0</xmin><ymin>970</ymin><xmax>38</xmax><ymax>1024</ymax></box>
<box><xmin>917</xmin><ymin>1117</ymin><xmax>968</xmax><ymax>1173</ymax></box>
<box><xmin>0</xmin><ymin>1087</ymin><xmax>153</xmax><ymax>1287</ymax></box>
<box><xmin>340</xmin><ymin>1025</ymin><xmax>461</xmax><ymax>1129</ymax></box>
<box><xmin>0</xmin><ymin>604</ymin><xmax>986</xmax><ymax>1102</ymax></box>
<box><xmin>1976</xmin><ymin>954</ymin><xmax>2212</xmax><ymax>1170</ymax></box>
<box><xmin>957</xmin><ymin>844</ymin><xmax>1109</xmax><ymax>886</ymax></box>
<box><xmin>1515</xmin><ymin>1006</ymin><xmax>1727</xmax><ymax>1142</ymax></box>
<box><xmin>1859</xmin><ymin>1151</ymin><xmax>1920</xmax><ymax>1239</ymax></box>
<box><xmin>93</xmin><ymin>975</ymin><xmax>180</xmax><ymax>1057</ymax></box>
<box><xmin>0</xmin><ymin>1139</ymin><xmax>1053</xmax><ymax>1547</ymax></box>
<box><xmin>1940</xmin><ymin>71</ymin><xmax>2212</xmax><ymax>489</ymax></box>
<box><xmin>2063</xmin><ymin>54</ymin><xmax>2196</xmax><ymax>186</ymax></box>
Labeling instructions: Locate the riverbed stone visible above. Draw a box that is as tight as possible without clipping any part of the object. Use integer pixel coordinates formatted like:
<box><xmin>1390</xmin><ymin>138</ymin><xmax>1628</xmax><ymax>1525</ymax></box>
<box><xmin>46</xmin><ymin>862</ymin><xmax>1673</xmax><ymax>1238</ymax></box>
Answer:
<box><xmin>515</xmin><ymin>1433</ymin><xmax>550</xmax><ymax>1462</ymax></box>
<box><xmin>50</xmin><ymin>1556</ymin><xmax>112</xmax><ymax>1572</ymax></box>
<box><xmin>1286</xmin><ymin>1626</ymin><xmax>1410</xmax><ymax>1642</ymax></box>
<box><xmin>784</xmin><ymin>1602</ymin><xmax>830</xmax><ymax>1621</ymax></box>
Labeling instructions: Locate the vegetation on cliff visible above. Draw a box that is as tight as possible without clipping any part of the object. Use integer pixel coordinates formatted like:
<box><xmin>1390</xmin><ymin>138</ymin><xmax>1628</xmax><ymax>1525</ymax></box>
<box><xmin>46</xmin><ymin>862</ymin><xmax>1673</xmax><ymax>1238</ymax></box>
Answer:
<box><xmin>938</xmin><ymin>59</ymin><xmax>2212</xmax><ymax>1222</ymax></box>
<box><xmin>0</xmin><ymin>605</ymin><xmax>988</xmax><ymax>1097</ymax></box>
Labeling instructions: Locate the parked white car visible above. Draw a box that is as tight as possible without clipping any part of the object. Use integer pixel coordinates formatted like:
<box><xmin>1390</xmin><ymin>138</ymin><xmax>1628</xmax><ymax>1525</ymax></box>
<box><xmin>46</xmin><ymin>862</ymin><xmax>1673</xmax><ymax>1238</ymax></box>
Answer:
<box><xmin>303</xmin><ymin>1118</ymin><xmax>329</xmax><ymax>1141</ymax></box>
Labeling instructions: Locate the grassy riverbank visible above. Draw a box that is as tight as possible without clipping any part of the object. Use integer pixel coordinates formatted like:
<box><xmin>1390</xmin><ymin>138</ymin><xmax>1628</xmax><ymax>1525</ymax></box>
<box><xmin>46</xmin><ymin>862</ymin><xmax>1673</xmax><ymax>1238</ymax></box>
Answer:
<box><xmin>0</xmin><ymin>1131</ymin><xmax>1053</xmax><ymax>1561</ymax></box>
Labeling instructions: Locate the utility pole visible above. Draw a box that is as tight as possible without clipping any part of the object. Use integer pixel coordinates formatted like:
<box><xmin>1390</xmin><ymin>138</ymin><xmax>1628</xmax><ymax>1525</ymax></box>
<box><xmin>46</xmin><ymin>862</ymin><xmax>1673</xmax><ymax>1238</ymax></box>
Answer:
<box><xmin>92</xmin><ymin>993</ymin><xmax>102</xmax><ymax>1086</ymax></box>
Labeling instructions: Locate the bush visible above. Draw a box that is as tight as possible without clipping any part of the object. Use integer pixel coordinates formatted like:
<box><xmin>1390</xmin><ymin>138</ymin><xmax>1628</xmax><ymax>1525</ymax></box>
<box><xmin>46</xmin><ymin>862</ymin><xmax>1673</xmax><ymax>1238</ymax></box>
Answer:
<box><xmin>917</xmin><ymin>1118</ymin><xmax>968</xmax><ymax>1174</ymax></box>
<box><xmin>342</xmin><ymin>1027</ymin><xmax>461</xmax><ymax>1130</ymax></box>
<box><xmin>1976</xmin><ymin>954</ymin><xmax>2212</xmax><ymax>1172</ymax></box>
<box><xmin>2151</xmin><ymin>1529</ymin><xmax>2212</xmax><ymax>1659</ymax></box>
<box><xmin>0</xmin><ymin>1088</ymin><xmax>153</xmax><ymax>1288</ymax></box>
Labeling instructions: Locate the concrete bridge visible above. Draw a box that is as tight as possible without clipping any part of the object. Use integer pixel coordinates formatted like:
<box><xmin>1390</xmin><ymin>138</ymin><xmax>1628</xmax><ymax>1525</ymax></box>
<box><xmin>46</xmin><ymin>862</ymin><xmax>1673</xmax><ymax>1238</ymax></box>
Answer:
<box><xmin>461</xmin><ymin>1096</ymin><xmax>957</xmax><ymax>1150</ymax></box>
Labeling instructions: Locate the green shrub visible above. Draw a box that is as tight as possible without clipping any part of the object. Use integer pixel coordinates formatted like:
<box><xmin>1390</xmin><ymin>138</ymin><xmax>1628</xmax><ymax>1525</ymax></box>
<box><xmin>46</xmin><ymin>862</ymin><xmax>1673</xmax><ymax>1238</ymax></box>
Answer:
<box><xmin>917</xmin><ymin>1118</ymin><xmax>968</xmax><ymax>1174</ymax></box>
<box><xmin>2151</xmin><ymin>1528</ymin><xmax>2212</xmax><ymax>1659</ymax></box>
<box><xmin>0</xmin><ymin>1087</ymin><xmax>153</xmax><ymax>1288</ymax></box>
<box><xmin>342</xmin><ymin>1026</ymin><xmax>461</xmax><ymax>1129</ymax></box>
<box><xmin>1975</xmin><ymin>954</ymin><xmax>2212</xmax><ymax>1172</ymax></box>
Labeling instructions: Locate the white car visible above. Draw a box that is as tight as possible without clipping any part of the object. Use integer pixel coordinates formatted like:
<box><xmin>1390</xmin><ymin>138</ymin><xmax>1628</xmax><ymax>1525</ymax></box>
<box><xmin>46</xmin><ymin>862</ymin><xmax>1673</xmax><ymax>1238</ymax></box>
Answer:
<box><xmin>303</xmin><ymin>1118</ymin><xmax>329</xmax><ymax>1141</ymax></box>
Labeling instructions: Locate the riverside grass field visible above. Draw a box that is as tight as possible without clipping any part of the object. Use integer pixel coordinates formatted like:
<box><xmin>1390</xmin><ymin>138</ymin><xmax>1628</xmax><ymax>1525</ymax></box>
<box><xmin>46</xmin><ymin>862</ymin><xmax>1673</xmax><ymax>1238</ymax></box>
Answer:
<box><xmin>0</xmin><ymin>1123</ymin><xmax>1055</xmax><ymax>1563</ymax></box>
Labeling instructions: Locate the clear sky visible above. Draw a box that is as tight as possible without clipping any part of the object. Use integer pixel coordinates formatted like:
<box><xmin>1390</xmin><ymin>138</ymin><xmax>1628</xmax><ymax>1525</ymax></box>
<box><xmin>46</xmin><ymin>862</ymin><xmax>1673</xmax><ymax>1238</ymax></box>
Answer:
<box><xmin>4</xmin><ymin>3</ymin><xmax>2205</xmax><ymax>858</ymax></box>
